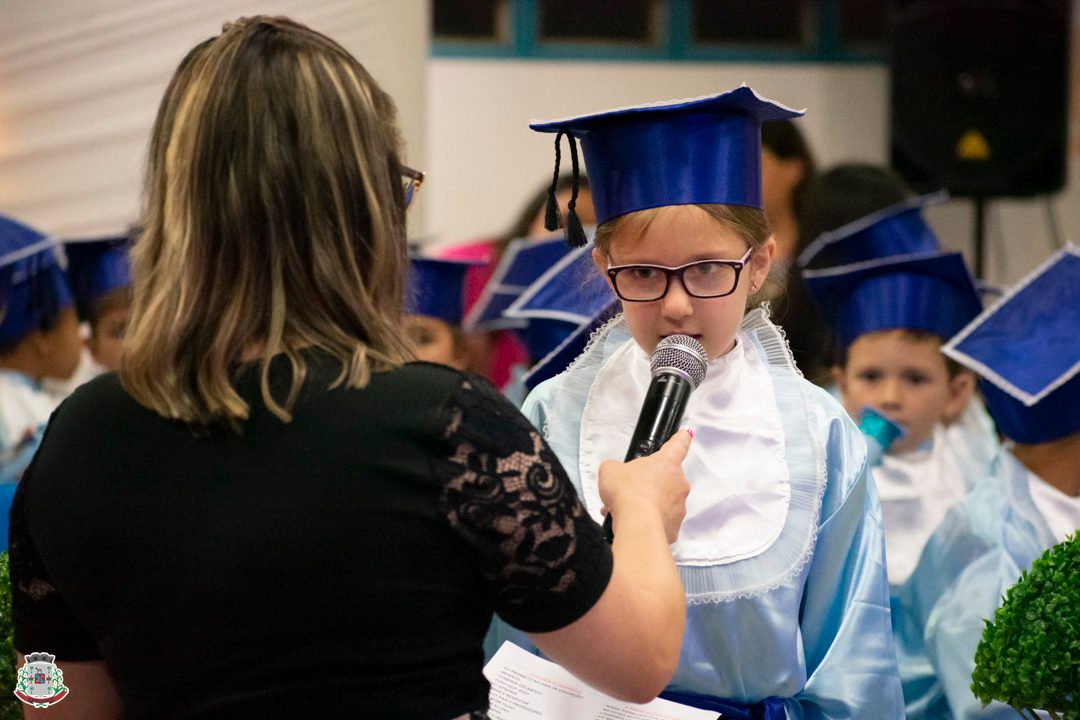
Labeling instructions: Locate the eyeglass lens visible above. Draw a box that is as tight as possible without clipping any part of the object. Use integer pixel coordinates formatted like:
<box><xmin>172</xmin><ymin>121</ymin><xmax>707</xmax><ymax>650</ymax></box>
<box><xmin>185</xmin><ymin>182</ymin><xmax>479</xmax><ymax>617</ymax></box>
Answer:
<box><xmin>615</xmin><ymin>261</ymin><xmax>740</xmax><ymax>301</ymax></box>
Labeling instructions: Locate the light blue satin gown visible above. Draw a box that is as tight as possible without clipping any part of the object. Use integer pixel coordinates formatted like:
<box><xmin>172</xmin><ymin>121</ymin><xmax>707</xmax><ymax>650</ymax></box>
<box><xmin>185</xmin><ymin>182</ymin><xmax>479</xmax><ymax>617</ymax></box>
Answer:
<box><xmin>492</xmin><ymin>309</ymin><xmax>903</xmax><ymax>719</ymax></box>
<box><xmin>894</xmin><ymin>450</ymin><xmax>1059</xmax><ymax>719</ymax></box>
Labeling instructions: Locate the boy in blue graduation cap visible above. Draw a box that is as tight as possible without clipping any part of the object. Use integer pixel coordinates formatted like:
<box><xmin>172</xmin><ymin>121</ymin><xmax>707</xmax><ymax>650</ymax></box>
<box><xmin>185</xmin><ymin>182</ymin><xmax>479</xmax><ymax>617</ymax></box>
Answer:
<box><xmin>895</xmin><ymin>246</ymin><xmax>1080</xmax><ymax>719</ymax></box>
<box><xmin>64</xmin><ymin>235</ymin><xmax>133</xmax><ymax>372</ymax></box>
<box><xmin>498</xmin><ymin>86</ymin><xmax>903</xmax><ymax>715</ymax></box>
<box><xmin>0</xmin><ymin>214</ymin><xmax>83</xmax><ymax>485</ymax></box>
<box><xmin>802</xmin><ymin>201</ymin><xmax>994</xmax><ymax>590</ymax></box>
<box><xmin>404</xmin><ymin>256</ymin><xmax>478</xmax><ymax>370</ymax></box>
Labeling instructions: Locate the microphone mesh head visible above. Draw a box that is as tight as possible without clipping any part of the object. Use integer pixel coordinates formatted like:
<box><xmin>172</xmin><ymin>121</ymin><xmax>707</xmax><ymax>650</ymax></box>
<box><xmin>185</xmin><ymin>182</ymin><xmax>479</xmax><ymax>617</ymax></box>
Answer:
<box><xmin>651</xmin><ymin>335</ymin><xmax>708</xmax><ymax>389</ymax></box>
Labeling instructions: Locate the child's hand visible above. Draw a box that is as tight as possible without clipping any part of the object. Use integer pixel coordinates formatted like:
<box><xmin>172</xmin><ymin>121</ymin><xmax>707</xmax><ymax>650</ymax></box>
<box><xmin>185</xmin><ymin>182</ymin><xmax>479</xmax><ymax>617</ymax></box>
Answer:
<box><xmin>598</xmin><ymin>429</ymin><xmax>693</xmax><ymax>544</ymax></box>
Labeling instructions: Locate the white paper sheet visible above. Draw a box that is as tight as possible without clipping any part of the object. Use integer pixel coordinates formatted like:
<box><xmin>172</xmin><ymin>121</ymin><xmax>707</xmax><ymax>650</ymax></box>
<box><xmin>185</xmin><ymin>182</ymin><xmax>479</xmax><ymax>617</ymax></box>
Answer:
<box><xmin>482</xmin><ymin>641</ymin><xmax>721</xmax><ymax>719</ymax></box>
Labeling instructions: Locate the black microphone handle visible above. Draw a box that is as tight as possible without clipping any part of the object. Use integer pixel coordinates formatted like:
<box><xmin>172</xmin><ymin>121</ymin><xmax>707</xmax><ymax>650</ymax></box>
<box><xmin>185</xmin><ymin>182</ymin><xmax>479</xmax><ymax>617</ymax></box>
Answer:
<box><xmin>603</xmin><ymin>373</ymin><xmax>693</xmax><ymax>542</ymax></box>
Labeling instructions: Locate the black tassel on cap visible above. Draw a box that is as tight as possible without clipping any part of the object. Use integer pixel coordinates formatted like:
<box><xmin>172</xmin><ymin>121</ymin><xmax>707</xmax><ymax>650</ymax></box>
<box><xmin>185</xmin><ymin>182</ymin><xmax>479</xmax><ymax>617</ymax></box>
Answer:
<box><xmin>564</xmin><ymin>133</ymin><xmax>587</xmax><ymax>248</ymax></box>
<box><xmin>543</xmin><ymin>132</ymin><xmax>564</xmax><ymax>233</ymax></box>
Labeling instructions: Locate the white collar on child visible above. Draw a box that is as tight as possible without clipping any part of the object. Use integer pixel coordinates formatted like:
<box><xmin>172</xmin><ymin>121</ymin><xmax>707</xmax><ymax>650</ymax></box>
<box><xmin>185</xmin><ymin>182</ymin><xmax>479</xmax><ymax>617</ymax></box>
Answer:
<box><xmin>875</xmin><ymin>425</ymin><xmax>970</xmax><ymax>586</ymax></box>
<box><xmin>578</xmin><ymin>327</ymin><xmax>791</xmax><ymax>566</ymax></box>
<box><xmin>1026</xmin><ymin>468</ymin><xmax>1080</xmax><ymax>543</ymax></box>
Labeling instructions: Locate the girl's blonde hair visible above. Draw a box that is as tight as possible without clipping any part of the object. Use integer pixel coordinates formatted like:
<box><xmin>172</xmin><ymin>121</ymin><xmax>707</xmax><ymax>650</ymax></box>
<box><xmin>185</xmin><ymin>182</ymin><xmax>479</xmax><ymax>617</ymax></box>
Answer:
<box><xmin>122</xmin><ymin>16</ymin><xmax>412</xmax><ymax>427</ymax></box>
<box><xmin>593</xmin><ymin>204</ymin><xmax>780</xmax><ymax>305</ymax></box>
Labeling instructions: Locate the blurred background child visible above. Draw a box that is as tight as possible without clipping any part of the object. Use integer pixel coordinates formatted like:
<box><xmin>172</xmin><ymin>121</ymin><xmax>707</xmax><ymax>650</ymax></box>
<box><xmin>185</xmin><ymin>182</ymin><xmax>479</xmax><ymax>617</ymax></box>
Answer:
<box><xmin>403</xmin><ymin>256</ymin><xmax>477</xmax><ymax>369</ymax></box>
<box><xmin>772</xmin><ymin>163</ymin><xmax>914</xmax><ymax>384</ymax></box>
<box><xmin>759</xmin><ymin>118</ymin><xmax>816</xmax><ymax>266</ymax></box>
<box><xmin>64</xmin><ymin>235</ymin><xmax>133</xmax><ymax>372</ymax></box>
<box><xmin>897</xmin><ymin>246</ymin><xmax>1080</xmax><ymax>718</ymax></box>
<box><xmin>0</xmin><ymin>214</ymin><xmax>82</xmax><ymax>489</ymax></box>
<box><xmin>802</xmin><ymin>195</ymin><xmax>993</xmax><ymax>589</ymax></box>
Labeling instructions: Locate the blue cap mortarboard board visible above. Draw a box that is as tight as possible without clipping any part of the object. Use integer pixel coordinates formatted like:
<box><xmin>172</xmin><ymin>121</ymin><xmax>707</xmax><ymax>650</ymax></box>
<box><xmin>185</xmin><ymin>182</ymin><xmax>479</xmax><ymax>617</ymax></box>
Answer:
<box><xmin>522</xmin><ymin>308</ymin><xmax>616</xmax><ymax>391</ymax></box>
<box><xmin>803</xmin><ymin>250</ymin><xmax>983</xmax><ymax>350</ymax></box>
<box><xmin>63</xmin><ymin>236</ymin><xmax>133</xmax><ymax>321</ymax></box>
<box><xmin>504</xmin><ymin>243</ymin><xmax>618</xmax><ymax>362</ymax></box>
<box><xmin>530</xmin><ymin>86</ymin><xmax>803</xmax><ymax>233</ymax></box>
<box><xmin>406</xmin><ymin>256</ymin><xmax>483</xmax><ymax>326</ymax></box>
<box><xmin>0</xmin><ymin>214</ymin><xmax>73</xmax><ymax>345</ymax></box>
<box><xmin>464</xmin><ymin>233</ymin><xmax>575</xmax><ymax>332</ymax></box>
<box><xmin>797</xmin><ymin>190</ymin><xmax>948</xmax><ymax>269</ymax></box>
<box><xmin>943</xmin><ymin>246</ymin><xmax>1080</xmax><ymax>444</ymax></box>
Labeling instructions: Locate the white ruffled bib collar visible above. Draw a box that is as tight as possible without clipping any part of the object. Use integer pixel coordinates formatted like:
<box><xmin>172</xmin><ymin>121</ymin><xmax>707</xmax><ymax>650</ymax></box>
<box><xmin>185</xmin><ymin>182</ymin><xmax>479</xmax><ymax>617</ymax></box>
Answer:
<box><xmin>578</xmin><ymin>330</ymin><xmax>791</xmax><ymax>566</ymax></box>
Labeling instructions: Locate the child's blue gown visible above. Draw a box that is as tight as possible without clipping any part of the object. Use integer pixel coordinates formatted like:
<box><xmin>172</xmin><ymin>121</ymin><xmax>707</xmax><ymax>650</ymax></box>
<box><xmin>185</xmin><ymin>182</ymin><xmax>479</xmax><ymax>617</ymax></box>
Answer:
<box><xmin>494</xmin><ymin>307</ymin><xmax>903</xmax><ymax>718</ymax></box>
<box><xmin>895</xmin><ymin>447</ymin><xmax>1079</xmax><ymax>718</ymax></box>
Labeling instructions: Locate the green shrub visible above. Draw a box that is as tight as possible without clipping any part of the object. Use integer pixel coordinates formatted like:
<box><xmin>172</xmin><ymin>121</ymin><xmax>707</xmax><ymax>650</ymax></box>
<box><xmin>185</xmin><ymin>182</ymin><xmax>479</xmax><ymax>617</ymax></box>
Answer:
<box><xmin>0</xmin><ymin>551</ymin><xmax>21</xmax><ymax>720</ymax></box>
<box><xmin>971</xmin><ymin>533</ymin><xmax>1080</xmax><ymax>720</ymax></box>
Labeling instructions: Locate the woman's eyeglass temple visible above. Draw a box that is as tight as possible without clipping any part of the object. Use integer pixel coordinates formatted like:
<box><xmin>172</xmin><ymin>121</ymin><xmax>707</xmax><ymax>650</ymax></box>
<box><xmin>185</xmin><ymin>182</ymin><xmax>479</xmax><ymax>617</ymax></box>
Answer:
<box><xmin>402</xmin><ymin>165</ymin><xmax>425</xmax><ymax>210</ymax></box>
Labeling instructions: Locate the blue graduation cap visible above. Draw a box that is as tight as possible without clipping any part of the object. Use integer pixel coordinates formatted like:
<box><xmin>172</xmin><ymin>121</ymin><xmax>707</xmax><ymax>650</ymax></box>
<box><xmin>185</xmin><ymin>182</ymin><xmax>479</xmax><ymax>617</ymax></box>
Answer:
<box><xmin>797</xmin><ymin>191</ymin><xmax>948</xmax><ymax>270</ymax></box>
<box><xmin>463</xmin><ymin>233</ymin><xmax>576</xmax><ymax>332</ymax></box>
<box><xmin>0</xmin><ymin>214</ymin><xmax>73</xmax><ymax>346</ymax></box>
<box><xmin>504</xmin><ymin>244</ymin><xmax>618</xmax><ymax>363</ymax></box>
<box><xmin>803</xmin><ymin>250</ymin><xmax>983</xmax><ymax>350</ymax></box>
<box><xmin>943</xmin><ymin>247</ymin><xmax>1080</xmax><ymax>445</ymax></box>
<box><xmin>530</xmin><ymin>86</ymin><xmax>803</xmax><ymax>245</ymax></box>
<box><xmin>63</xmin><ymin>236</ymin><xmax>132</xmax><ymax>322</ymax></box>
<box><xmin>406</xmin><ymin>256</ymin><xmax>483</xmax><ymax>326</ymax></box>
<box><xmin>521</xmin><ymin>308</ymin><xmax>616</xmax><ymax>391</ymax></box>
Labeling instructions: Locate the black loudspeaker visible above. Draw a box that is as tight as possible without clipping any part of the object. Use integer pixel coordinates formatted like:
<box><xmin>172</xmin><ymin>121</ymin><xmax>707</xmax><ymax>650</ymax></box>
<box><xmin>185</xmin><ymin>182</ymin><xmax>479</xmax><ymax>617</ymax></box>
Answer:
<box><xmin>890</xmin><ymin>0</ymin><xmax>1071</xmax><ymax>198</ymax></box>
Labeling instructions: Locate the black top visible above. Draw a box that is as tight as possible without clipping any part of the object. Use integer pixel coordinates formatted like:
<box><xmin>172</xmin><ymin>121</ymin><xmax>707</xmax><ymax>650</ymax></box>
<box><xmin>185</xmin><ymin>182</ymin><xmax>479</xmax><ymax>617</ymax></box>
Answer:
<box><xmin>10</xmin><ymin>355</ymin><xmax>612</xmax><ymax>719</ymax></box>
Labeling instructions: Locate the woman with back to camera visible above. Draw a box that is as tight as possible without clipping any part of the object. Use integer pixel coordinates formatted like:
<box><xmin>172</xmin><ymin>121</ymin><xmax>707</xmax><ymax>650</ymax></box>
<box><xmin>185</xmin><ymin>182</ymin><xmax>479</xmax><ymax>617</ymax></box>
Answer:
<box><xmin>8</xmin><ymin>17</ymin><xmax>692</xmax><ymax>720</ymax></box>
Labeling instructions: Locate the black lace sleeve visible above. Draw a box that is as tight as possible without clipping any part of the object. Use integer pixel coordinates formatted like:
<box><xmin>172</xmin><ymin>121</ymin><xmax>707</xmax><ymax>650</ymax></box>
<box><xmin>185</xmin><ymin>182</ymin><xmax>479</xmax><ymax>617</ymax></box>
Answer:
<box><xmin>433</xmin><ymin>375</ymin><xmax>613</xmax><ymax>633</ymax></box>
<box><xmin>9</xmin><ymin>464</ymin><xmax>100</xmax><ymax>660</ymax></box>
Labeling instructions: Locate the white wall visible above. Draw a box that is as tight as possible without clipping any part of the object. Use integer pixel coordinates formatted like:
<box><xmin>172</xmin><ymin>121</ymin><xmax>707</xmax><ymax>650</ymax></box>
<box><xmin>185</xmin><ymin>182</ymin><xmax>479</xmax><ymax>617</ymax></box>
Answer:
<box><xmin>2</xmin><ymin>3</ymin><xmax>1076</xmax><ymax>286</ymax></box>
<box><xmin>426</xmin><ymin>59</ymin><xmax>890</xmax><ymax>243</ymax></box>
<box><xmin>426</xmin><ymin>52</ymin><xmax>1080</xmax><ymax>286</ymax></box>
<box><xmin>0</xmin><ymin>0</ymin><xmax>429</xmax><ymax>238</ymax></box>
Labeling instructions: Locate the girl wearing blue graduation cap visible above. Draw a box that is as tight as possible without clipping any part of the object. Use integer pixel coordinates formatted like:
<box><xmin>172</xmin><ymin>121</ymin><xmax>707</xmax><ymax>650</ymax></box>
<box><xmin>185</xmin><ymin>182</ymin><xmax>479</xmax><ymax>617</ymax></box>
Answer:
<box><xmin>896</xmin><ymin>247</ymin><xmax>1080</xmax><ymax>719</ymax></box>
<box><xmin>520</xmin><ymin>87</ymin><xmax>903</xmax><ymax>716</ymax></box>
<box><xmin>405</xmin><ymin>256</ymin><xmax>475</xmax><ymax>369</ymax></box>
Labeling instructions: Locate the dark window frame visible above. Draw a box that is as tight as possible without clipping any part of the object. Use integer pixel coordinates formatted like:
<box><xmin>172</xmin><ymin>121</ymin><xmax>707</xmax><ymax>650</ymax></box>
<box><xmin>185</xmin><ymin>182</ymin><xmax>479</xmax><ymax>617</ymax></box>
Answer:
<box><xmin>432</xmin><ymin>0</ymin><xmax>888</xmax><ymax>63</ymax></box>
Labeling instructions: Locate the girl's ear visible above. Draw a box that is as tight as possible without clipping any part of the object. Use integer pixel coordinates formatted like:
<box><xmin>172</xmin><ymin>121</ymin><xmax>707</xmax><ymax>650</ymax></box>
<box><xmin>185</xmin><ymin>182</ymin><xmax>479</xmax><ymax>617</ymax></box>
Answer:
<box><xmin>751</xmin><ymin>236</ymin><xmax>776</xmax><ymax>290</ymax></box>
<box><xmin>943</xmin><ymin>370</ymin><xmax>977</xmax><ymax>425</ymax></box>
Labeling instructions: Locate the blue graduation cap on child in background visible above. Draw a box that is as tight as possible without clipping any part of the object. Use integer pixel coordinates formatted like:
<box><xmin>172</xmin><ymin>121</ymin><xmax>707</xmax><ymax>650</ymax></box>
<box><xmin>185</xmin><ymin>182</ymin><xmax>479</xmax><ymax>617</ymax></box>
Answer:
<box><xmin>406</xmin><ymin>256</ymin><xmax>484</xmax><ymax>327</ymax></box>
<box><xmin>464</xmin><ymin>233</ymin><xmax>576</xmax><ymax>332</ymax></box>
<box><xmin>797</xmin><ymin>190</ymin><xmax>948</xmax><ymax>270</ymax></box>
<box><xmin>803</xmin><ymin>251</ymin><xmax>983</xmax><ymax>351</ymax></box>
<box><xmin>522</xmin><ymin>307</ymin><xmax>616</xmax><ymax>392</ymax></box>
<box><xmin>943</xmin><ymin>246</ymin><xmax>1080</xmax><ymax>445</ymax></box>
<box><xmin>0</xmin><ymin>213</ymin><xmax>73</xmax><ymax>346</ymax></box>
<box><xmin>529</xmin><ymin>86</ymin><xmax>803</xmax><ymax>245</ymax></box>
<box><xmin>63</xmin><ymin>236</ymin><xmax>132</xmax><ymax>322</ymax></box>
<box><xmin>504</xmin><ymin>243</ymin><xmax>618</xmax><ymax>364</ymax></box>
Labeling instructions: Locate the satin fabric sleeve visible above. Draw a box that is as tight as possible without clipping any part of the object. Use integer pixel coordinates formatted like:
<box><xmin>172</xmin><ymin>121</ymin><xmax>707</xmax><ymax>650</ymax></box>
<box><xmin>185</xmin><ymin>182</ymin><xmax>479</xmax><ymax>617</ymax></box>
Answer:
<box><xmin>787</xmin><ymin>411</ymin><xmax>904</xmax><ymax>719</ymax></box>
<box><xmin>896</xmin><ymin>465</ymin><xmax>1044</xmax><ymax>719</ymax></box>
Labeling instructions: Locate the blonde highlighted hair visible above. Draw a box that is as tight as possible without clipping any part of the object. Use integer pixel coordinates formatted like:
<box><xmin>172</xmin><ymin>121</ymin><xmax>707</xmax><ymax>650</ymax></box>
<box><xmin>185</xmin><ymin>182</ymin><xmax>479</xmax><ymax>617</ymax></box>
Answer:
<box><xmin>122</xmin><ymin>16</ymin><xmax>412</xmax><ymax>426</ymax></box>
